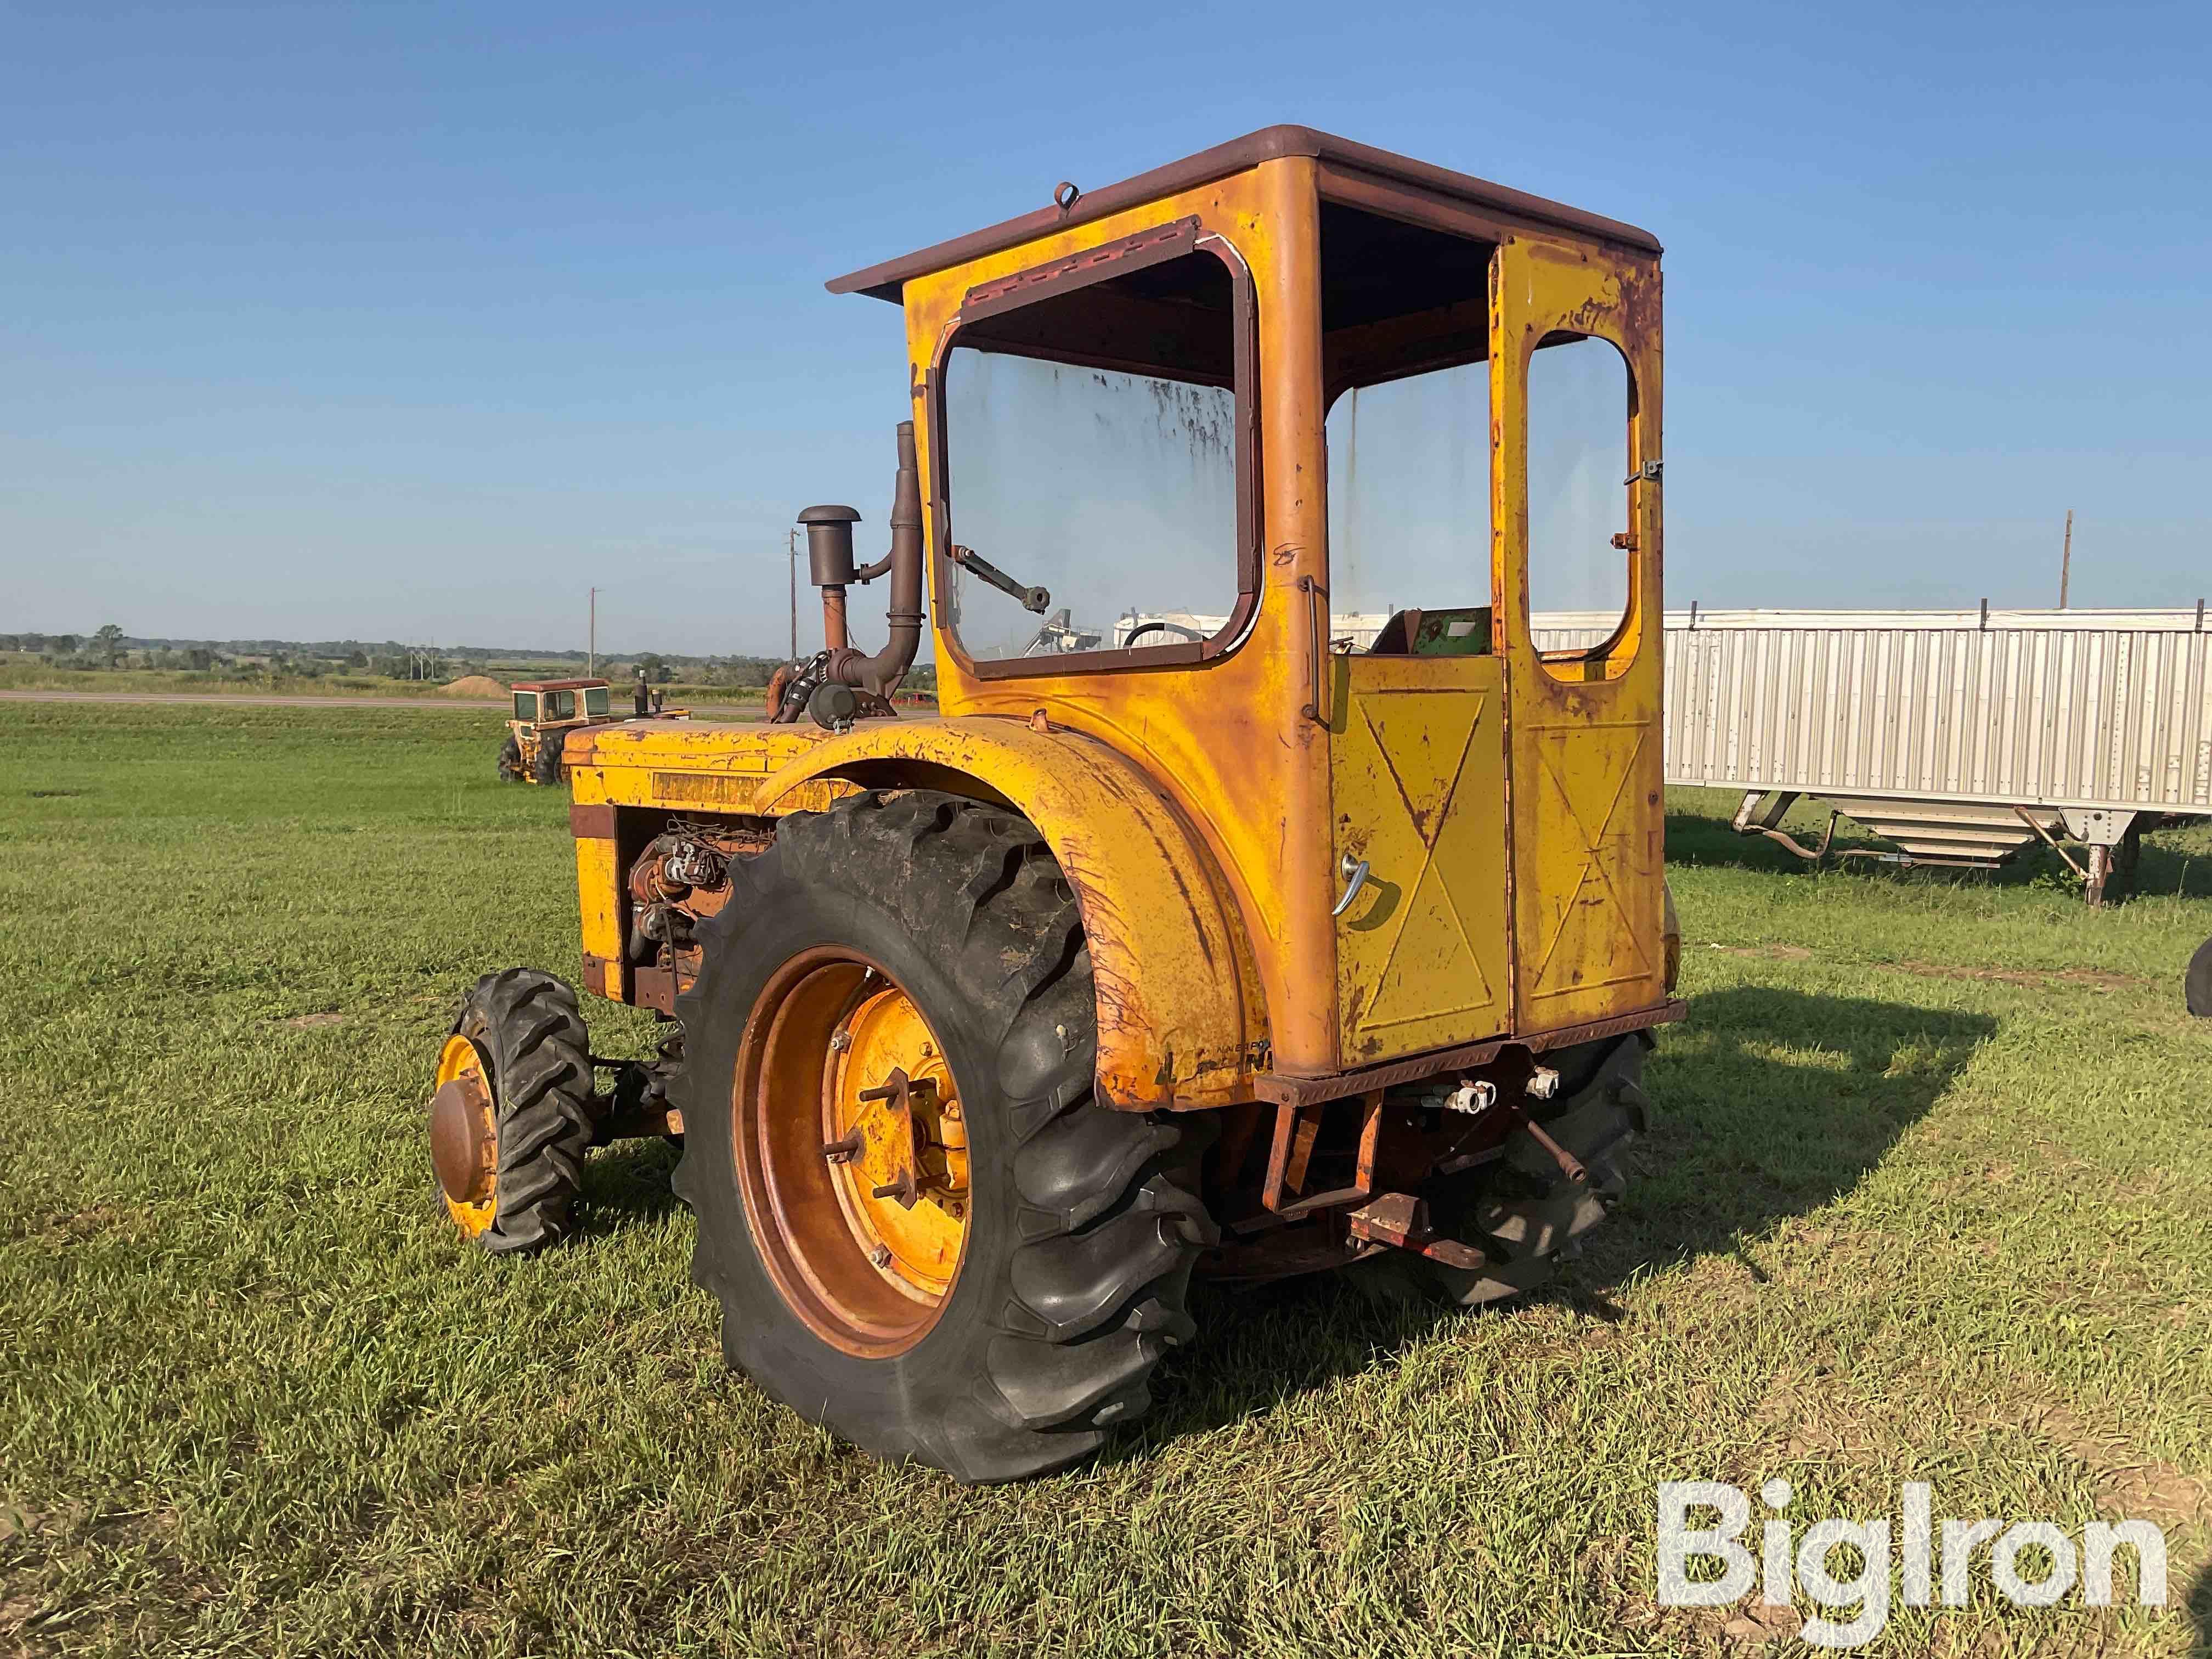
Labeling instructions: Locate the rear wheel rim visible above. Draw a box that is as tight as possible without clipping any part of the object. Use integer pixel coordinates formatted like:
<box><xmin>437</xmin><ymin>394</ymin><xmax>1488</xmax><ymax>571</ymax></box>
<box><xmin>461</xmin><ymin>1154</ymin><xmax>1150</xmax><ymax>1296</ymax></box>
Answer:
<box><xmin>733</xmin><ymin>947</ymin><xmax>969</xmax><ymax>1358</ymax></box>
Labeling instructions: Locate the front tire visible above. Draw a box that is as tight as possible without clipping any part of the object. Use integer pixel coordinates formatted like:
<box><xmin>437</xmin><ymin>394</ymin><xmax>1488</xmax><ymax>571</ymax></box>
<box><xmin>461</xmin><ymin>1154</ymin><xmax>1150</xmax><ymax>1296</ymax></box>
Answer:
<box><xmin>670</xmin><ymin>790</ymin><xmax>1213</xmax><ymax>1482</ymax></box>
<box><xmin>2188</xmin><ymin>936</ymin><xmax>2212</xmax><ymax>1018</ymax></box>
<box><xmin>496</xmin><ymin>735</ymin><xmax>524</xmax><ymax>782</ymax></box>
<box><xmin>428</xmin><ymin>969</ymin><xmax>599</xmax><ymax>1254</ymax></box>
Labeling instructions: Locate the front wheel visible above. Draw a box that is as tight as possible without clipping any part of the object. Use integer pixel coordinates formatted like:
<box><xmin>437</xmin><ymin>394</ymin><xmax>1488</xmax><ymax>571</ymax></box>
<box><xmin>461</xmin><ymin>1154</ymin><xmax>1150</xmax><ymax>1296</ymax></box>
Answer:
<box><xmin>428</xmin><ymin>969</ymin><xmax>599</xmax><ymax>1254</ymax></box>
<box><xmin>496</xmin><ymin>735</ymin><xmax>524</xmax><ymax>782</ymax></box>
<box><xmin>2188</xmin><ymin>936</ymin><xmax>2212</xmax><ymax>1018</ymax></box>
<box><xmin>670</xmin><ymin>791</ymin><xmax>1213</xmax><ymax>1482</ymax></box>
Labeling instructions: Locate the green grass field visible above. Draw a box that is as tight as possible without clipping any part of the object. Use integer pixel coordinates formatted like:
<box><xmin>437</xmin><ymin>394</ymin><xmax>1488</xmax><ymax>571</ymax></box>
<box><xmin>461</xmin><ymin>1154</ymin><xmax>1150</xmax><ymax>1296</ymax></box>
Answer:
<box><xmin>2</xmin><ymin>703</ymin><xmax>2208</xmax><ymax>1657</ymax></box>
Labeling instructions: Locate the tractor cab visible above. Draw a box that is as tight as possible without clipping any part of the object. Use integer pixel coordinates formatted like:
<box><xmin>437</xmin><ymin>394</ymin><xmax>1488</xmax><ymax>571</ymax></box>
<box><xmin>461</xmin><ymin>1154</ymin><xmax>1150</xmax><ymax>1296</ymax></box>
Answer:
<box><xmin>513</xmin><ymin>681</ymin><xmax>611</xmax><ymax>725</ymax></box>
<box><xmin>499</xmin><ymin>678</ymin><xmax>617</xmax><ymax>785</ymax></box>
<box><xmin>831</xmin><ymin>124</ymin><xmax>1669</xmax><ymax>1077</ymax></box>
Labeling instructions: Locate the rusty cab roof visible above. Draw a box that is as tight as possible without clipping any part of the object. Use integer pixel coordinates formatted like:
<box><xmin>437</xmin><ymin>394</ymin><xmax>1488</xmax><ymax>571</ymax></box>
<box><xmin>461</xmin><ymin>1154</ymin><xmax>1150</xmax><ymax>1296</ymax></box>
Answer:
<box><xmin>511</xmin><ymin>679</ymin><xmax>608</xmax><ymax>693</ymax></box>
<box><xmin>827</xmin><ymin>124</ymin><xmax>1662</xmax><ymax>303</ymax></box>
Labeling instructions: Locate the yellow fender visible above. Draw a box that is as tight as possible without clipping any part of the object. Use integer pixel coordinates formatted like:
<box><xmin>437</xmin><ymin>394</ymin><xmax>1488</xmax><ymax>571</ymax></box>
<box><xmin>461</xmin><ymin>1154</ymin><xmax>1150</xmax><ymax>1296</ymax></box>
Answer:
<box><xmin>755</xmin><ymin>716</ymin><xmax>1263</xmax><ymax>1110</ymax></box>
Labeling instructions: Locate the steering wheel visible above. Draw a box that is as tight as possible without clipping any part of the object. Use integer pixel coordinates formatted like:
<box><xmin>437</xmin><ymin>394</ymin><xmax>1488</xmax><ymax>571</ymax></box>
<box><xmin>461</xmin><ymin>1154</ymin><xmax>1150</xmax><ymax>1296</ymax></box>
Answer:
<box><xmin>1124</xmin><ymin>621</ymin><xmax>1205</xmax><ymax>647</ymax></box>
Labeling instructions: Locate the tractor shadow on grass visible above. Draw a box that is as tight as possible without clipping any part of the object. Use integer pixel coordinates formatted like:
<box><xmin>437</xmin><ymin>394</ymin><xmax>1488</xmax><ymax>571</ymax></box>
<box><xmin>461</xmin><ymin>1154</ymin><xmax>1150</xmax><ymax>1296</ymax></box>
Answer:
<box><xmin>575</xmin><ymin>1136</ymin><xmax>685</xmax><ymax>1236</ymax></box>
<box><xmin>1135</xmin><ymin>986</ymin><xmax>1997</xmax><ymax>1448</ymax></box>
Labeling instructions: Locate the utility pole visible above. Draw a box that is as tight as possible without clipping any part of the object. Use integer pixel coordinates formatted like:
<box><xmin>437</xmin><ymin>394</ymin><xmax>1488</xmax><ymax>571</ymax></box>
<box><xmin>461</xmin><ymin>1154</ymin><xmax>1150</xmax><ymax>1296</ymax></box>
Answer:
<box><xmin>2058</xmin><ymin>509</ymin><xmax>2073</xmax><ymax>609</ymax></box>
<box><xmin>787</xmin><ymin>528</ymin><xmax>800</xmax><ymax>662</ymax></box>
<box><xmin>588</xmin><ymin>587</ymin><xmax>597</xmax><ymax>677</ymax></box>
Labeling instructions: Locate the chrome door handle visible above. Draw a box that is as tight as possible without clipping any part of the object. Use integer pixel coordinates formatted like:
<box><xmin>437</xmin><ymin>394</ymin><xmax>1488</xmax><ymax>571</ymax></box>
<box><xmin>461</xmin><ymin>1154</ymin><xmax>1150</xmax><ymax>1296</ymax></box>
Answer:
<box><xmin>1332</xmin><ymin>854</ymin><xmax>1372</xmax><ymax>918</ymax></box>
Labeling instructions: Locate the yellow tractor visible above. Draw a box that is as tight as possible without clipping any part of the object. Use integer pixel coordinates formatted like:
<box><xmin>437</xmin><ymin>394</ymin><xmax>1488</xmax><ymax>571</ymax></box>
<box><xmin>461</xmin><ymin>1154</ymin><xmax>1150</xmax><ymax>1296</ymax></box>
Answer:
<box><xmin>498</xmin><ymin>680</ymin><xmax>618</xmax><ymax>786</ymax></box>
<box><xmin>499</xmin><ymin>678</ymin><xmax>690</xmax><ymax>784</ymax></box>
<box><xmin>429</xmin><ymin>126</ymin><xmax>1683</xmax><ymax>1482</ymax></box>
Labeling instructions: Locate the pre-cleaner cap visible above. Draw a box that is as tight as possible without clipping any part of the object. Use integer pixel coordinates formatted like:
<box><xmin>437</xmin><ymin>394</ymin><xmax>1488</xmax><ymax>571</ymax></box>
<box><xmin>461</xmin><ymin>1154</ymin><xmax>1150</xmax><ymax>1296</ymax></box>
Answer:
<box><xmin>797</xmin><ymin>504</ymin><xmax>861</xmax><ymax>586</ymax></box>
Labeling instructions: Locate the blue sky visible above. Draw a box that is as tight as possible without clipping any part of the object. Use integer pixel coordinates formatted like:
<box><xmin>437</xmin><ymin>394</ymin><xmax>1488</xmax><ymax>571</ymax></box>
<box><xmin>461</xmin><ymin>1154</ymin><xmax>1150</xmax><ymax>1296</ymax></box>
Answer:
<box><xmin>3</xmin><ymin>1</ymin><xmax>2207</xmax><ymax>657</ymax></box>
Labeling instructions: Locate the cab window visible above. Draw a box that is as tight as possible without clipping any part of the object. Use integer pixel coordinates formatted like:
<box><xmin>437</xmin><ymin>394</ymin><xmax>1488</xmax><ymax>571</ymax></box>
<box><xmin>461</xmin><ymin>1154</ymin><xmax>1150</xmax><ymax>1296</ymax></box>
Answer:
<box><xmin>939</xmin><ymin>235</ymin><xmax>1254</xmax><ymax>669</ymax></box>
<box><xmin>513</xmin><ymin>692</ymin><xmax>538</xmax><ymax>721</ymax></box>
<box><xmin>544</xmin><ymin>690</ymin><xmax>577</xmax><ymax>720</ymax></box>
<box><xmin>1319</xmin><ymin>202</ymin><xmax>1498</xmax><ymax>651</ymax></box>
<box><xmin>1526</xmin><ymin>332</ymin><xmax>1635</xmax><ymax>678</ymax></box>
<box><xmin>584</xmin><ymin>685</ymin><xmax>609</xmax><ymax>716</ymax></box>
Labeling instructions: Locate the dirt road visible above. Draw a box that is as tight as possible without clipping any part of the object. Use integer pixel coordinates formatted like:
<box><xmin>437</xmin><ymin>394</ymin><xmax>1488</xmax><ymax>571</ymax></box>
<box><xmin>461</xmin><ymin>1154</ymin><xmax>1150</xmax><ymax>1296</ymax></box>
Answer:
<box><xmin>1</xmin><ymin>689</ymin><xmax>763</xmax><ymax>718</ymax></box>
<box><xmin>1</xmin><ymin>690</ymin><xmax>498</xmax><ymax>709</ymax></box>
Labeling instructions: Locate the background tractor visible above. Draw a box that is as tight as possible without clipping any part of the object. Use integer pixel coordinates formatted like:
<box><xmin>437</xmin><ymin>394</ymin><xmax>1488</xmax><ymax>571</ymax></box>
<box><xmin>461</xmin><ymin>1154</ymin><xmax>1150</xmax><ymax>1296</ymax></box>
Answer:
<box><xmin>428</xmin><ymin>126</ymin><xmax>1684</xmax><ymax>1482</ymax></box>
<box><xmin>498</xmin><ymin>680</ymin><xmax>616</xmax><ymax>786</ymax></box>
<box><xmin>498</xmin><ymin>678</ymin><xmax>691</xmax><ymax>785</ymax></box>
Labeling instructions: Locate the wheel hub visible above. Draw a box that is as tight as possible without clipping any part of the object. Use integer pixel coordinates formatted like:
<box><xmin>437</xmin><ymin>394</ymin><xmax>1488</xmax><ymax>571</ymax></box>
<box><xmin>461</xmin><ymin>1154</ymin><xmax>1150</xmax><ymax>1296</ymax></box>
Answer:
<box><xmin>430</xmin><ymin>1034</ymin><xmax>498</xmax><ymax>1234</ymax></box>
<box><xmin>733</xmin><ymin>950</ymin><xmax>969</xmax><ymax>1357</ymax></box>
<box><xmin>827</xmin><ymin>988</ymin><xmax>969</xmax><ymax>1299</ymax></box>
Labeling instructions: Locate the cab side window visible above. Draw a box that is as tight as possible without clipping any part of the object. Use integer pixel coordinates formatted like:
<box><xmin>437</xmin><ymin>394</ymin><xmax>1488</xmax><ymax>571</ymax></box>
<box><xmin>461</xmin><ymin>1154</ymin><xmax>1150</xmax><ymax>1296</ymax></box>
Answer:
<box><xmin>1526</xmin><ymin>332</ymin><xmax>1635</xmax><ymax>673</ymax></box>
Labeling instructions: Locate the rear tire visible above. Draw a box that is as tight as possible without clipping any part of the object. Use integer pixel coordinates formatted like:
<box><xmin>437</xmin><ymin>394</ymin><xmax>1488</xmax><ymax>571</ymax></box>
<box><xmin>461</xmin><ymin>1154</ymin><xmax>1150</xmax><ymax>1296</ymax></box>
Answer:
<box><xmin>532</xmin><ymin>731</ymin><xmax>565</xmax><ymax>787</ymax></box>
<box><xmin>670</xmin><ymin>789</ymin><xmax>1213</xmax><ymax>1482</ymax></box>
<box><xmin>2188</xmin><ymin>936</ymin><xmax>2212</xmax><ymax>1018</ymax></box>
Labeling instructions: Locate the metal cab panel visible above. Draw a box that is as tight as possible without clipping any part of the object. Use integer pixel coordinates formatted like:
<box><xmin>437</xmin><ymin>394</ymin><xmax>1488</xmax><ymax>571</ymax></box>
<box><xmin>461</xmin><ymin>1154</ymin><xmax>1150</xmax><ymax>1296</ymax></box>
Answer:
<box><xmin>1330</xmin><ymin>651</ymin><xmax>1512</xmax><ymax>1064</ymax></box>
<box><xmin>1494</xmin><ymin>236</ymin><xmax>1669</xmax><ymax>1034</ymax></box>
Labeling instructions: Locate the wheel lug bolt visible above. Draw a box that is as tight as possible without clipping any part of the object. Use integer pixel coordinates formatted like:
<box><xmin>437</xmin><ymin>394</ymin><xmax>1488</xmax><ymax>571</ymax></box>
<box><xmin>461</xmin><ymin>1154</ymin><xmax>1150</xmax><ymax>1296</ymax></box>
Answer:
<box><xmin>829</xmin><ymin>1030</ymin><xmax>851</xmax><ymax>1053</ymax></box>
<box><xmin>869</xmin><ymin>1245</ymin><xmax>892</xmax><ymax>1268</ymax></box>
<box><xmin>943</xmin><ymin>1102</ymin><xmax>962</xmax><ymax>1121</ymax></box>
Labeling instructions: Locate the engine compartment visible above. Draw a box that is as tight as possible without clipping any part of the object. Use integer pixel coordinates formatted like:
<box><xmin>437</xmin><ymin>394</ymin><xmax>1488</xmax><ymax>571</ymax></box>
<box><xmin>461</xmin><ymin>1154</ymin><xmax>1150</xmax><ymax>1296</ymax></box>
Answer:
<box><xmin>623</xmin><ymin>819</ymin><xmax>775</xmax><ymax>996</ymax></box>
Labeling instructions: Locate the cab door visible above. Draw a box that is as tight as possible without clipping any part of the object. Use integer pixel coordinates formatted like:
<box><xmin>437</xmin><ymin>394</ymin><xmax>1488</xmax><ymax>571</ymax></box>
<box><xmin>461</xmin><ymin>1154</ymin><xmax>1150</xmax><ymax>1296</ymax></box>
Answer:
<box><xmin>1330</xmin><ymin>644</ymin><xmax>1511</xmax><ymax>1065</ymax></box>
<box><xmin>1495</xmin><ymin>236</ymin><xmax>1667</xmax><ymax>1033</ymax></box>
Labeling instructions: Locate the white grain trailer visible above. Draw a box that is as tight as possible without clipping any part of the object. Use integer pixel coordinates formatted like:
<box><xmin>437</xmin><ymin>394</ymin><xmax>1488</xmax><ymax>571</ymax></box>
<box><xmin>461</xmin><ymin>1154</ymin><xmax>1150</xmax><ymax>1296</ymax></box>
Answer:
<box><xmin>1533</xmin><ymin>606</ymin><xmax>2212</xmax><ymax>904</ymax></box>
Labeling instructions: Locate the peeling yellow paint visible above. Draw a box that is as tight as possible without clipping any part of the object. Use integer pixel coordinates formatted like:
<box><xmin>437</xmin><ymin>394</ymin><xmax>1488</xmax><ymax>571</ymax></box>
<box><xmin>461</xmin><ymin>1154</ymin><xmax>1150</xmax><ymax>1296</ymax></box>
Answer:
<box><xmin>755</xmin><ymin>717</ymin><xmax>1263</xmax><ymax>1109</ymax></box>
<box><xmin>1494</xmin><ymin>237</ymin><xmax>1668</xmax><ymax>1029</ymax></box>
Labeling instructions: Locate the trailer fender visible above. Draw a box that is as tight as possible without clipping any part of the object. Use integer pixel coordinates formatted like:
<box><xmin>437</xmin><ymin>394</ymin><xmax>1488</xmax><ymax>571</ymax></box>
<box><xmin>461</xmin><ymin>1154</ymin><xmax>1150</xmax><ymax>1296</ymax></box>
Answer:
<box><xmin>754</xmin><ymin>718</ymin><xmax>1262</xmax><ymax>1109</ymax></box>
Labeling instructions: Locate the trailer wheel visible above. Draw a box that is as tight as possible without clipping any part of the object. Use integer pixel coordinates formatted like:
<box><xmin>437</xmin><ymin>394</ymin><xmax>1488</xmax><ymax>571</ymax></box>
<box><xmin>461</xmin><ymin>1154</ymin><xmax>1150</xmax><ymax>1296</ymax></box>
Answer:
<box><xmin>496</xmin><ymin>735</ymin><xmax>524</xmax><ymax>782</ymax></box>
<box><xmin>2188</xmin><ymin>936</ymin><xmax>2212</xmax><ymax>1018</ymax></box>
<box><xmin>671</xmin><ymin>789</ymin><xmax>1213</xmax><ymax>1483</ymax></box>
<box><xmin>1364</xmin><ymin>1034</ymin><xmax>1654</xmax><ymax>1308</ymax></box>
<box><xmin>428</xmin><ymin>969</ymin><xmax>599</xmax><ymax>1254</ymax></box>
